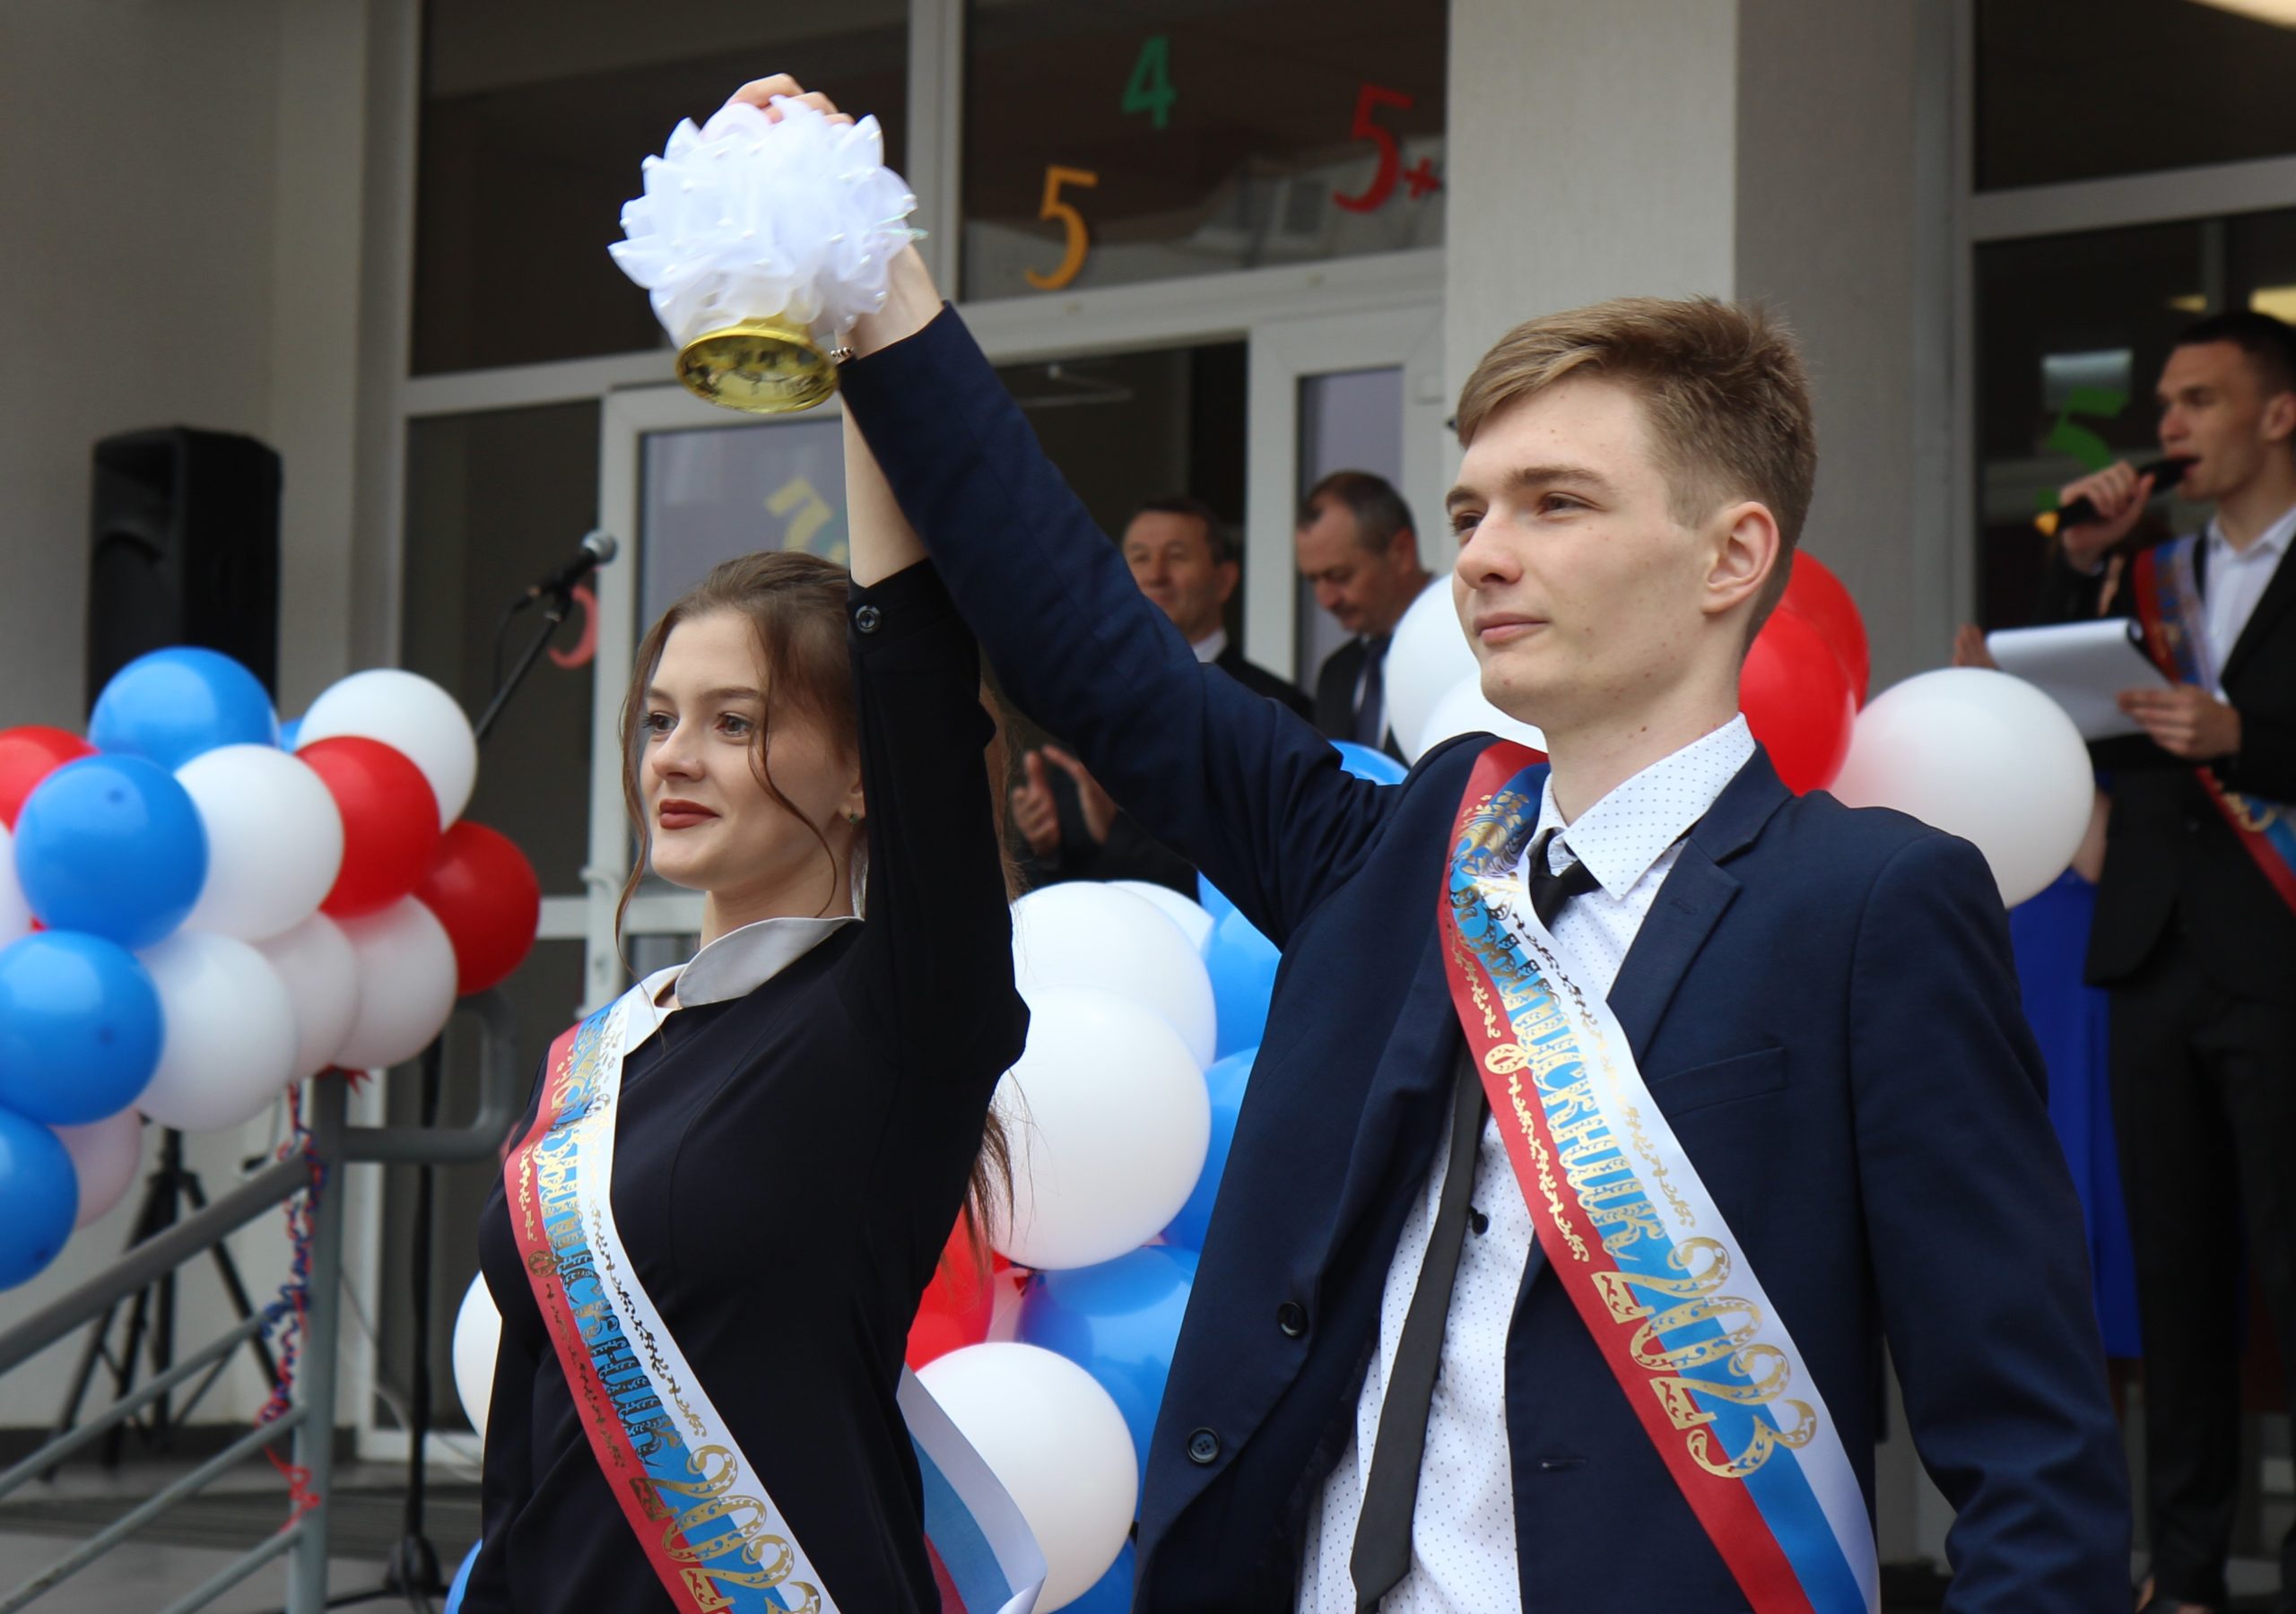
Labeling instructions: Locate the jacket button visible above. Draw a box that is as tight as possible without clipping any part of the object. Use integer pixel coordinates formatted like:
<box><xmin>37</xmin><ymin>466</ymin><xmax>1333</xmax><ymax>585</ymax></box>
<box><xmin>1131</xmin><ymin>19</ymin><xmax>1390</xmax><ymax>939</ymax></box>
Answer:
<box><xmin>1276</xmin><ymin>1301</ymin><xmax>1308</xmax><ymax>1338</ymax></box>
<box><xmin>854</xmin><ymin>604</ymin><xmax>882</xmax><ymax>633</ymax></box>
<box><xmin>1186</xmin><ymin>1427</ymin><xmax>1221</xmax><ymax>1465</ymax></box>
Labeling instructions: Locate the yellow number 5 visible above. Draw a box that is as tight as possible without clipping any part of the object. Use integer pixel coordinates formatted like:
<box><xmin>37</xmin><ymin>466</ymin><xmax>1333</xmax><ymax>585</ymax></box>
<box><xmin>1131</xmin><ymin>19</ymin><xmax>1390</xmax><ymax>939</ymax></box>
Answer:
<box><xmin>1023</xmin><ymin>165</ymin><xmax>1099</xmax><ymax>291</ymax></box>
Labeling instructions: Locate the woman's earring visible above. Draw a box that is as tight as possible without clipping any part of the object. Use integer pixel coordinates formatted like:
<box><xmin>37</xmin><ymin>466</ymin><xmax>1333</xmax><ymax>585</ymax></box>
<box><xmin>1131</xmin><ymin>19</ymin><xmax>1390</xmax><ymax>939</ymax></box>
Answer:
<box><xmin>846</xmin><ymin>810</ymin><xmax>864</xmax><ymax>825</ymax></box>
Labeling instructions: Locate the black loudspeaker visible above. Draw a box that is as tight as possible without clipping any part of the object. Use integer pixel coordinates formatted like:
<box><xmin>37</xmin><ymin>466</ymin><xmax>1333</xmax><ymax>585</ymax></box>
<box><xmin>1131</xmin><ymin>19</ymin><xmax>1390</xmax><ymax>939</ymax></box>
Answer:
<box><xmin>87</xmin><ymin>427</ymin><xmax>282</xmax><ymax>711</ymax></box>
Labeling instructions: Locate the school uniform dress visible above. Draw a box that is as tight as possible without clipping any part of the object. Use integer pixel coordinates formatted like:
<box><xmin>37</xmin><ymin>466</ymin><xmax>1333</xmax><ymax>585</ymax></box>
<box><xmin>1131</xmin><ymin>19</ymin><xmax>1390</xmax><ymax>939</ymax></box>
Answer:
<box><xmin>462</xmin><ymin>561</ymin><xmax>1026</xmax><ymax>1614</ymax></box>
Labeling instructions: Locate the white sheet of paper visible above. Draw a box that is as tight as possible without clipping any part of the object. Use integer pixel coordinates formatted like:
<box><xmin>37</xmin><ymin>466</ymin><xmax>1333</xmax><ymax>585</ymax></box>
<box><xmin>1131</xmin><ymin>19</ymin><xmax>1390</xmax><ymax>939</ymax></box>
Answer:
<box><xmin>1986</xmin><ymin>620</ymin><xmax>2171</xmax><ymax>740</ymax></box>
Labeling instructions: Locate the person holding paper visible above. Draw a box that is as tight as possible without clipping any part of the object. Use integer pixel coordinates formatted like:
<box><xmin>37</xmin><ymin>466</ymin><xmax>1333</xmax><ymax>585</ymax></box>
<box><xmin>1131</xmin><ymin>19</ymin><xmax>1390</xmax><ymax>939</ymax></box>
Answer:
<box><xmin>2039</xmin><ymin>309</ymin><xmax>2296</xmax><ymax>1614</ymax></box>
<box><xmin>760</xmin><ymin>72</ymin><xmax>2129</xmax><ymax>1611</ymax></box>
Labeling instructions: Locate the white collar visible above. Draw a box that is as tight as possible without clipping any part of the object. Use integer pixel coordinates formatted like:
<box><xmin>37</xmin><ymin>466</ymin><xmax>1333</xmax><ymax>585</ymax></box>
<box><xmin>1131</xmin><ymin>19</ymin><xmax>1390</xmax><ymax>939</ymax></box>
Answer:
<box><xmin>1191</xmin><ymin>627</ymin><xmax>1229</xmax><ymax>664</ymax></box>
<box><xmin>2206</xmin><ymin>499</ymin><xmax>2296</xmax><ymax>561</ymax></box>
<box><xmin>638</xmin><ymin>913</ymin><xmax>857</xmax><ymax>1011</ymax></box>
<box><xmin>1526</xmin><ymin>716</ymin><xmax>1756</xmax><ymax>898</ymax></box>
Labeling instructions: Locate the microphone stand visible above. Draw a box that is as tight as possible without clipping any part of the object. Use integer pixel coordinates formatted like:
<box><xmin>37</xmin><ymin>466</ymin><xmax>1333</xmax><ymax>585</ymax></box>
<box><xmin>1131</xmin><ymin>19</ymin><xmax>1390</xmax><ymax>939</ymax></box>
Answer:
<box><xmin>333</xmin><ymin>581</ymin><xmax>578</xmax><ymax>1611</ymax></box>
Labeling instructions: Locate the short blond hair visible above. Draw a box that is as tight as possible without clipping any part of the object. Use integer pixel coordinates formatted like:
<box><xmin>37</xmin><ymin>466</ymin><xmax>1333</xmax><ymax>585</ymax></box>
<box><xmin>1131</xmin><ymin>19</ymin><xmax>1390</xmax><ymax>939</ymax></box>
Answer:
<box><xmin>1455</xmin><ymin>296</ymin><xmax>1815</xmax><ymax>625</ymax></box>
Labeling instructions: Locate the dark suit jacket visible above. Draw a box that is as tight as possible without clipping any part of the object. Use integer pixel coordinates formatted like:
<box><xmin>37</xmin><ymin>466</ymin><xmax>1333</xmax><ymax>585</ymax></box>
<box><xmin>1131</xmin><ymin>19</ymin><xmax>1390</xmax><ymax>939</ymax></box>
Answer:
<box><xmin>845</xmin><ymin>308</ymin><xmax>2127</xmax><ymax>1614</ymax></box>
<box><xmin>2039</xmin><ymin>539</ymin><xmax>2296</xmax><ymax>999</ymax></box>
<box><xmin>1217</xmin><ymin>641</ymin><xmax>1313</xmax><ymax>719</ymax></box>
<box><xmin>1312</xmin><ymin>638</ymin><xmax>1407</xmax><ymax>763</ymax></box>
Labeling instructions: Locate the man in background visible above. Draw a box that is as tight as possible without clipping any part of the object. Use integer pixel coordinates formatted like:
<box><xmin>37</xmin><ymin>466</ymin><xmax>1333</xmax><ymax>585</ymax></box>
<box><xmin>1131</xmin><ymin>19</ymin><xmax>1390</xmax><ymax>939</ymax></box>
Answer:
<box><xmin>1294</xmin><ymin>470</ymin><xmax>1432</xmax><ymax>758</ymax></box>
<box><xmin>2043</xmin><ymin>309</ymin><xmax>2296</xmax><ymax>1614</ymax></box>
<box><xmin>1013</xmin><ymin>495</ymin><xmax>1303</xmax><ymax>890</ymax></box>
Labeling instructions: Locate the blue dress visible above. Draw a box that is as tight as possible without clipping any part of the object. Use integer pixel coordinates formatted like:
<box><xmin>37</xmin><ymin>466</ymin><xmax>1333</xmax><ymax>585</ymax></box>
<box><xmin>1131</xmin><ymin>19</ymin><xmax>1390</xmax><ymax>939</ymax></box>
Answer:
<box><xmin>2008</xmin><ymin>870</ymin><xmax>2142</xmax><ymax>1357</ymax></box>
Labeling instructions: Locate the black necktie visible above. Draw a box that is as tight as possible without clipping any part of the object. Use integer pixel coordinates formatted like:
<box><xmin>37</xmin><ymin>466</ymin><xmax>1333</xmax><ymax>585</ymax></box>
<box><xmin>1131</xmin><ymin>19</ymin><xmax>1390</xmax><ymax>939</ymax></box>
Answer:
<box><xmin>1350</xmin><ymin>830</ymin><xmax>1594</xmax><ymax>1608</ymax></box>
<box><xmin>1353</xmin><ymin>635</ymin><xmax>1392</xmax><ymax>747</ymax></box>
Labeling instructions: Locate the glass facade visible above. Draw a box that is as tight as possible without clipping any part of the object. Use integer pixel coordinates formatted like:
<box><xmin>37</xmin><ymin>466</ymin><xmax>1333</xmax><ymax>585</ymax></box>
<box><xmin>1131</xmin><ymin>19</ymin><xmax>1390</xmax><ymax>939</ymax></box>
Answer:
<box><xmin>960</xmin><ymin>0</ymin><xmax>1446</xmax><ymax>299</ymax></box>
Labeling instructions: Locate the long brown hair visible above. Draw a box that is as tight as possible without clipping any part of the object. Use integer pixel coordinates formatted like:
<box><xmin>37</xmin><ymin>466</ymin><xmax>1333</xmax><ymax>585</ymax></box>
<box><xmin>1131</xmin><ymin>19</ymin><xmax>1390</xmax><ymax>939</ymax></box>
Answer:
<box><xmin>617</xmin><ymin>551</ymin><xmax>1012</xmax><ymax>1262</ymax></box>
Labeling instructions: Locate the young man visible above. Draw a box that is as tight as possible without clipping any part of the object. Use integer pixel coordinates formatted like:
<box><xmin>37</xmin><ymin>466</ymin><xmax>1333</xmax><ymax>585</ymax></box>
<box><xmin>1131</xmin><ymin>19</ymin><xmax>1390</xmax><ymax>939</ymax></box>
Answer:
<box><xmin>1294</xmin><ymin>471</ymin><xmax>1433</xmax><ymax>756</ymax></box>
<box><xmin>2041</xmin><ymin>310</ymin><xmax>2296</xmax><ymax>1614</ymax></box>
<box><xmin>793</xmin><ymin>68</ymin><xmax>2125</xmax><ymax>1610</ymax></box>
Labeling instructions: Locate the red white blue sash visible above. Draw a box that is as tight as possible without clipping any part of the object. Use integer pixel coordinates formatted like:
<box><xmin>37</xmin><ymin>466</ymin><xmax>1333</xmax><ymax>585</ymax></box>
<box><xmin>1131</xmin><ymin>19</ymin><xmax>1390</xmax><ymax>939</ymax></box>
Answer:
<box><xmin>503</xmin><ymin>987</ymin><xmax>1044</xmax><ymax>1613</ymax></box>
<box><xmin>1440</xmin><ymin>744</ymin><xmax>1878</xmax><ymax>1614</ymax></box>
<box><xmin>2131</xmin><ymin>535</ymin><xmax>2296</xmax><ymax>915</ymax></box>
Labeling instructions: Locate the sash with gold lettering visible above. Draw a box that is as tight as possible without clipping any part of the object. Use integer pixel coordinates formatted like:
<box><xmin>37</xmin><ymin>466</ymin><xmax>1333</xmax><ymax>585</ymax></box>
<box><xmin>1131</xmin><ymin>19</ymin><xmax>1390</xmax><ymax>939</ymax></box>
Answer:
<box><xmin>2130</xmin><ymin>534</ymin><xmax>2296</xmax><ymax>915</ymax></box>
<box><xmin>504</xmin><ymin>986</ymin><xmax>1044</xmax><ymax>1614</ymax></box>
<box><xmin>1440</xmin><ymin>743</ymin><xmax>1878</xmax><ymax>1614</ymax></box>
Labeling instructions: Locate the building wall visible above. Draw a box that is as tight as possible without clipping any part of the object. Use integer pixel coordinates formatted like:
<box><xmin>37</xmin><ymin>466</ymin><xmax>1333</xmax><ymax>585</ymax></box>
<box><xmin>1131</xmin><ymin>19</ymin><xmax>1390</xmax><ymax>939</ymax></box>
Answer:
<box><xmin>0</xmin><ymin>0</ymin><xmax>376</xmax><ymax>1428</ymax></box>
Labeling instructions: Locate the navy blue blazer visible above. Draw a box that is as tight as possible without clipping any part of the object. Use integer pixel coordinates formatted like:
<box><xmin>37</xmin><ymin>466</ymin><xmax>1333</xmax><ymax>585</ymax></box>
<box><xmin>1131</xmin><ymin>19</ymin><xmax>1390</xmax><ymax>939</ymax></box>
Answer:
<box><xmin>843</xmin><ymin>309</ymin><xmax>2128</xmax><ymax>1612</ymax></box>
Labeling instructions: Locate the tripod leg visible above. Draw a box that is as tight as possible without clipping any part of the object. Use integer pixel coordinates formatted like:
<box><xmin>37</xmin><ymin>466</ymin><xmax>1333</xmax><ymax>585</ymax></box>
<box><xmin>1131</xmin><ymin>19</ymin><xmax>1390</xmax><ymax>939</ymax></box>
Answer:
<box><xmin>41</xmin><ymin>1300</ymin><xmax>120</xmax><ymax>1480</ymax></box>
<box><xmin>181</xmin><ymin>1173</ymin><xmax>283</xmax><ymax>1388</ymax></box>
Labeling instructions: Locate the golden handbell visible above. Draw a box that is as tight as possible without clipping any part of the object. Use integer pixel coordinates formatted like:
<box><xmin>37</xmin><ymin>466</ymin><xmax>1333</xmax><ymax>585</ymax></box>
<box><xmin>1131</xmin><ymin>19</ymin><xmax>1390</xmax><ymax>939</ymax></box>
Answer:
<box><xmin>674</xmin><ymin>314</ymin><xmax>838</xmax><ymax>415</ymax></box>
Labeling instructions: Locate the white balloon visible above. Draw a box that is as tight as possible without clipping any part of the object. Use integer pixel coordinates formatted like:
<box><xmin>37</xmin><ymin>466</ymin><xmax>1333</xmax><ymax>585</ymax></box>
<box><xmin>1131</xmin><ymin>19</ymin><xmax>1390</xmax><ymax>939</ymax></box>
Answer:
<box><xmin>257</xmin><ymin>914</ymin><xmax>361</xmax><ymax>1078</ymax></box>
<box><xmin>992</xmin><ymin>987</ymin><xmax>1210</xmax><ymax>1271</ymax></box>
<box><xmin>1106</xmin><ymin>879</ymin><xmax>1215</xmax><ymax>954</ymax></box>
<box><xmin>1413</xmin><ymin>673</ymin><xmax>1548</xmax><ymax>762</ymax></box>
<box><xmin>296</xmin><ymin>669</ymin><xmax>478</xmax><ymax>829</ymax></box>
<box><xmin>1011</xmin><ymin>883</ymin><xmax>1216</xmax><ymax>1069</ymax></box>
<box><xmin>0</xmin><ymin>825</ymin><xmax>30</xmax><ymax>944</ymax></box>
<box><xmin>918</xmin><ymin>1343</ymin><xmax>1136</xmax><ymax>1610</ymax></box>
<box><xmin>1383</xmin><ymin>577</ymin><xmax>1478</xmax><ymax>762</ymax></box>
<box><xmin>176</xmin><ymin>745</ymin><xmax>344</xmax><ymax>941</ymax></box>
<box><xmin>135</xmin><ymin>933</ymin><xmax>300</xmax><ymax>1132</ymax></box>
<box><xmin>453</xmin><ymin>1272</ymin><xmax>501</xmax><ymax>1441</ymax></box>
<box><xmin>334</xmin><ymin>899</ymin><xmax>457</xmax><ymax>1070</ymax></box>
<box><xmin>53</xmin><ymin>1111</ymin><xmax>144</xmax><ymax>1229</ymax></box>
<box><xmin>1830</xmin><ymin>667</ymin><xmax>2094</xmax><ymax>907</ymax></box>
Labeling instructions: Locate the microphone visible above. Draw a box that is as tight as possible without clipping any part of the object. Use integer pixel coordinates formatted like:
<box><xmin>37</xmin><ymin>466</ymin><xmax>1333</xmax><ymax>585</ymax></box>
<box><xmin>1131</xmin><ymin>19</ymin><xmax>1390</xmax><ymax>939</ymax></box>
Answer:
<box><xmin>2033</xmin><ymin>458</ymin><xmax>2192</xmax><ymax>539</ymax></box>
<box><xmin>525</xmin><ymin>530</ymin><xmax>618</xmax><ymax>600</ymax></box>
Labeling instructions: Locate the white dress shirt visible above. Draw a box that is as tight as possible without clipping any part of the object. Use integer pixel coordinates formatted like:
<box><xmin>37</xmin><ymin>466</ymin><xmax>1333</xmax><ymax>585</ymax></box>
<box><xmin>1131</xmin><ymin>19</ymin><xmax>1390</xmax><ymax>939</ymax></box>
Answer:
<box><xmin>1299</xmin><ymin>716</ymin><xmax>1757</xmax><ymax>1613</ymax></box>
<box><xmin>1192</xmin><ymin>627</ymin><xmax>1230</xmax><ymax>665</ymax></box>
<box><xmin>2201</xmin><ymin>502</ymin><xmax>2296</xmax><ymax>690</ymax></box>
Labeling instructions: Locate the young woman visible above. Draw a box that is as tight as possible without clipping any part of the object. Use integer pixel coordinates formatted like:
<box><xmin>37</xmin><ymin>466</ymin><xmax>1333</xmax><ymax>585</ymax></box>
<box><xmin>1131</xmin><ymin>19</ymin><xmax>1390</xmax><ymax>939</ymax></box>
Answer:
<box><xmin>465</xmin><ymin>360</ymin><xmax>1026</xmax><ymax>1608</ymax></box>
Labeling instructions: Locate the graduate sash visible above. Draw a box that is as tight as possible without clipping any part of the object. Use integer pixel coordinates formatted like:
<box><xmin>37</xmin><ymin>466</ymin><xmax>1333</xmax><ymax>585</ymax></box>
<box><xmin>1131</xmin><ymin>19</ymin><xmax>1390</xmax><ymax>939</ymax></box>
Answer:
<box><xmin>503</xmin><ymin>986</ymin><xmax>1044</xmax><ymax>1614</ymax></box>
<box><xmin>2131</xmin><ymin>534</ymin><xmax>2296</xmax><ymax>915</ymax></box>
<box><xmin>1439</xmin><ymin>744</ymin><xmax>1879</xmax><ymax>1614</ymax></box>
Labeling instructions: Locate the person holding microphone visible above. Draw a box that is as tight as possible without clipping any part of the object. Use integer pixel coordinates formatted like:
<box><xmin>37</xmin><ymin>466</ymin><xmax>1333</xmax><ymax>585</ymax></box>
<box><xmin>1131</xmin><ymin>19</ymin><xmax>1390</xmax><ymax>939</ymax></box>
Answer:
<box><xmin>2041</xmin><ymin>310</ymin><xmax>2296</xmax><ymax>1614</ymax></box>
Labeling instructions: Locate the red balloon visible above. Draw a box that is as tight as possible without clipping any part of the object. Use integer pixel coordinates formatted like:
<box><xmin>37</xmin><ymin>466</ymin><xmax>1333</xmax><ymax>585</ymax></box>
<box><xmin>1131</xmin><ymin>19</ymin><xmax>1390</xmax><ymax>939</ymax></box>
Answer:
<box><xmin>415</xmin><ymin>821</ymin><xmax>542</xmax><ymax>996</ymax></box>
<box><xmin>905</xmin><ymin>1218</ymin><xmax>1002</xmax><ymax>1371</ymax></box>
<box><xmin>0</xmin><ymin>728</ymin><xmax>94</xmax><ymax>828</ymax></box>
<box><xmin>1780</xmin><ymin>552</ymin><xmax>1871</xmax><ymax>707</ymax></box>
<box><xmin>300</xmin><ymin>736</ymin><xmax>443</xmax><ymax>917</ymax></box>
<box><xmin>1743</xmin><ymin>608</ymin><xmax>1857</xmax><ymax>794</ymax></box>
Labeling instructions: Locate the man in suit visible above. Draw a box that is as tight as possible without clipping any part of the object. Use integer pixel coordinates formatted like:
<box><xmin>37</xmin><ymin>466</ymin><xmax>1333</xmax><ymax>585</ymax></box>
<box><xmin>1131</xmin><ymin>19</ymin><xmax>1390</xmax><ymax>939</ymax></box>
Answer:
<box><xmin>1297</xmin><ymin>471</ymin><xmax>1432</xmax><ymax>758</ymax></box>
<box><xmin>827</xmin><ymin>143</ymin><xmax>2124</xmax><ymax>1604</ymax></box>
<box><xmin>1126</xmin><ymin>494</ymin><xmax>1312</xmax><ymax>717</ymax></box>
<box><xmin>2040</xmin><ymin>309</ymin><xmax>2296</xmax><ymax>1614</ymax></box>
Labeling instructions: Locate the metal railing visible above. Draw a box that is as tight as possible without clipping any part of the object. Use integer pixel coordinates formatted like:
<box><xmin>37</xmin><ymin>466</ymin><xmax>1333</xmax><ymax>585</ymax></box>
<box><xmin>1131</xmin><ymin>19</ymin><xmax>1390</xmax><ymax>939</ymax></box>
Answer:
<box><xmin>0</xmin><ymin>991</ymin><xmax>522</xmax><ymax>1613</ymax></box>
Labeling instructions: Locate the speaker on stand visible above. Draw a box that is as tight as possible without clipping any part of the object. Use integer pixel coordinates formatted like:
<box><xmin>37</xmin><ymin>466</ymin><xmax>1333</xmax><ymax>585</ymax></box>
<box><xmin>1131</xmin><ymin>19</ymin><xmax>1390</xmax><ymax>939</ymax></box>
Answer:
<box><xmin>49</xmin><ymin>427</ymin><xmax>286</xmax><ymax>1466</ymax></box>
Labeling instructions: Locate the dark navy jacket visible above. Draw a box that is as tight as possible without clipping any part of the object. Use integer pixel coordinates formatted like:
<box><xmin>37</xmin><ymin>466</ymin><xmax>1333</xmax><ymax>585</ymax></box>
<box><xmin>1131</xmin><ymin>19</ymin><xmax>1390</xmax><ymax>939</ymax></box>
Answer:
<box><xmin>844</xmin><ymin>309</ymin><xmax>2129</xmax><ymax>1612</ymax></box>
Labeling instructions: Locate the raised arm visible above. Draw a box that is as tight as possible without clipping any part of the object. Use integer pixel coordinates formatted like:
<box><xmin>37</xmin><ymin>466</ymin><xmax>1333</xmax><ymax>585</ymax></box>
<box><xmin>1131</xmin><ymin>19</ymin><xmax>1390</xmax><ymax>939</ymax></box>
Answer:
<box><xmin>839</xmin><ymin>248</ymin><xmax>1390</xmax><ymax>943</ymax></box>
<box><xmin>838</xmin><ymin>428</ymin><xmax>1025</xmax><ymax>1069</ymax></box>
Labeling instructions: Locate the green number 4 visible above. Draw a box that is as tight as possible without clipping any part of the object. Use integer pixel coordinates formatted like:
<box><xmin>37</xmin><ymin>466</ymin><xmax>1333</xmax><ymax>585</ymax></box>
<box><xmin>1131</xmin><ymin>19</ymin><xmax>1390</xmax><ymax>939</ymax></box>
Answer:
<box><xmin>1123</xmin><ymin>34</ymin><xmax>1176</xmax><ymax>130</ymax></box>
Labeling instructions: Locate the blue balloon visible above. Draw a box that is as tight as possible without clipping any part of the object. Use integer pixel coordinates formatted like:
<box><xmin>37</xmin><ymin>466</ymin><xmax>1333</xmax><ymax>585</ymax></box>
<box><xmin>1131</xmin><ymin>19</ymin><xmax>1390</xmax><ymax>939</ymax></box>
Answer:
<box><xmin>1204</xmin><ymin>907</ymin><xmax>1279</xmax><ymax>1060</ymax></box>
<box><xmin>278</xmin><ymin>716</ymin><xmax>301</xmax><ymax>751</ymax></box>
<box><xmin>1195</xmin><ymin>872</ymin><xmax>1237</xmax><ymax>925</ymax></box>
<box><xmin>0</xmin><ymin>933</ymin><xmax>163</xmax><ymax>1125</ymax></box>
<box><xmin>1065</xmin><ymin>1540</ymin><xmax>1136</xmax><ymax>1614</ymax></box>
<box><xmin>1163</xmin><ymin>1049</ymin><xmax>1256</xmax><ymax>1251</ymax></box>
<box><xmin>1331</xmin><ymin>740</ymin><xmax>1407</xmax><ymax>785</ymax></box>
<box><xmin>444</xmin><ymin>1541</ymin><xmax>481</xmax><ymax>1613</ymax></box>
<box><xmin>89</xmin><ymin>647</ymin><xmax>277</xmax><ymax>770</ymax></box>
<box><xmin>13</xmin><ymin>756</ymin><xmax>207</xmax><ymax>948</ymax></box>
<box><xmin>1017</xmin><ymin>1246</ymin><xmax>1197</xmax><ymax>1489</ymax></box>
<box><xmin>0</xmin><ymin>1106</ymin><xmax>77</xmax><ymax>1289</ymax></box>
